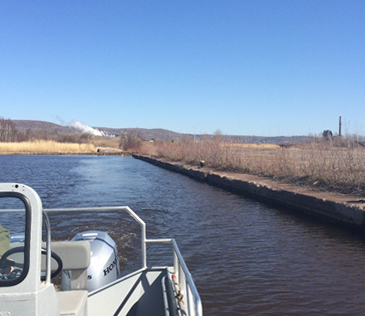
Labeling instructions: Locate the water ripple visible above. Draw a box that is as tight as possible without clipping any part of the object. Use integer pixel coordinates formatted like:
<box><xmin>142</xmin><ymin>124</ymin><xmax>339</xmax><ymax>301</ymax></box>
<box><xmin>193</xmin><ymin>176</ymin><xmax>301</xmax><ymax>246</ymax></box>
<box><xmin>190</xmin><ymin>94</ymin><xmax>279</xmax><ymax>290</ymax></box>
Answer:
<box><xmin>1</xmin><ymin>155</ymin><xmax>365</xmax><ymax>315</ymax></box>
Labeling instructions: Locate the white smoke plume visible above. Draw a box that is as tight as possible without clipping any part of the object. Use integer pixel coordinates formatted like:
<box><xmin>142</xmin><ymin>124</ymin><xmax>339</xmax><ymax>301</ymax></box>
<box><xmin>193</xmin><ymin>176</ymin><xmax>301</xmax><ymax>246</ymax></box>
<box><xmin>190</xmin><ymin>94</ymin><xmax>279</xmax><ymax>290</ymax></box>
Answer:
<box><xmin>68</xmin><ymin>121</ymin><xmax>105</xmax><ymax>136</ymax></box>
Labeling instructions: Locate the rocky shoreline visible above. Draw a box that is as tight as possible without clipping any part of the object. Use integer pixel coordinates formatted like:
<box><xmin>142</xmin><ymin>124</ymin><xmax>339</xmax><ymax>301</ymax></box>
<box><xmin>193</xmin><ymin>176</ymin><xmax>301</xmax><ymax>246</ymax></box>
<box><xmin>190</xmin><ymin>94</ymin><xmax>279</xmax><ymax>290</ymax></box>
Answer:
<box><xmin>133</xmin><ymin>155</ymin><xmax>365</xmax><ymax>236</ymax></box>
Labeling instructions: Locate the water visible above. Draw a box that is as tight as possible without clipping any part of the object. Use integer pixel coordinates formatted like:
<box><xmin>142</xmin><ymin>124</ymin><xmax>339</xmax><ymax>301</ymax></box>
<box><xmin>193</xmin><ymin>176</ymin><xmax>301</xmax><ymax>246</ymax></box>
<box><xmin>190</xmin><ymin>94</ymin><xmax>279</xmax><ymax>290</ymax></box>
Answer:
<box><xmin>1</xmin><ymin>155</ymin><xmax>365</xmax><ymax>315</ymax></box>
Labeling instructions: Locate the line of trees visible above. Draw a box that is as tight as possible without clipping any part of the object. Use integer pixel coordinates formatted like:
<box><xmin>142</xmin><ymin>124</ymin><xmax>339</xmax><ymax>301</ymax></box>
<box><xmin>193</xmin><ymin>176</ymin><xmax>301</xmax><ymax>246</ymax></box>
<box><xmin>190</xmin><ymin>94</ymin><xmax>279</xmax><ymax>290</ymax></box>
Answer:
<box><xmin>0</xmin><ymin>117</ymin><xmax>94</xmax><ymax>143</ymax></box>
<box><xmin>0</xmin><ymin>118</ymin><xmax>18</xmax><ymax>142</ymax></box>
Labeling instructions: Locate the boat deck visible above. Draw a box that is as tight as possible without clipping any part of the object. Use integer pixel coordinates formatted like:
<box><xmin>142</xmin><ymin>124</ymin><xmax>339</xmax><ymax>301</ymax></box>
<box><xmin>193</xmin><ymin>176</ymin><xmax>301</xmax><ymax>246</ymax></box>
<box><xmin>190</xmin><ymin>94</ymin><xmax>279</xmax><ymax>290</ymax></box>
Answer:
<box><xmin>88</xmin><ymin>268</ymin><xmax>176</xmax><ymax>316</ymax></box>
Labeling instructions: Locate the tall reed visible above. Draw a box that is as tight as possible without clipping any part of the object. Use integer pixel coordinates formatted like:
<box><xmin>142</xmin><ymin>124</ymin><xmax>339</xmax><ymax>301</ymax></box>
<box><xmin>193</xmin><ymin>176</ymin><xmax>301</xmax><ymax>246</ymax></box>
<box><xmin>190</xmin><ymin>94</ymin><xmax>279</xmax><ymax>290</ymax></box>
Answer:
<box><xmin>0</xmin><ymin>140</ymin><xmax>96</xmax><ymax>154</ymax></box>
<box><xmin>140</xmin><ymin>137</ymin><xmax>365</xmax><ymax>197</ymax></box>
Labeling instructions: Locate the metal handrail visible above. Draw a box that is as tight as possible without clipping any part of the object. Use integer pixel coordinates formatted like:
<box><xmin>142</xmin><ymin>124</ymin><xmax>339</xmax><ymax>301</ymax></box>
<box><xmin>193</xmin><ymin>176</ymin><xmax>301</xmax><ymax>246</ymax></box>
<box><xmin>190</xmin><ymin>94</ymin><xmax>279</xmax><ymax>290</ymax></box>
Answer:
<box><xmin>146</xmin><ymin>238</ymin><xmax>203</xmax><ymax>316</ymax></box>
<box><xmin>44</xmin><ymin>206</ymin><xmax>203</xmax><ymax>316</ymax></box>
<box><xmin>172</xmin><ymin>239</ymin><xmax>202</xmax><ymax>316</ymax></box>
<box><xmin>45</xmin><ymin>206</ymin><xmax>147</xmax><ymax>269</ymax></box>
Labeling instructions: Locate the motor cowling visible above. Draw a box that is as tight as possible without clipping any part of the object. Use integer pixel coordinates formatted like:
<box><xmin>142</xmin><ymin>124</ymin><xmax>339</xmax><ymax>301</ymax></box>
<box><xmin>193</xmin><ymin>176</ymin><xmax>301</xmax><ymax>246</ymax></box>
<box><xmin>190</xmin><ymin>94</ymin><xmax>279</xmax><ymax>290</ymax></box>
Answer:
<box><xmin>62</xmin><ymin>231</ymin><xmax>120</xmax><ymax>292</ymax></box>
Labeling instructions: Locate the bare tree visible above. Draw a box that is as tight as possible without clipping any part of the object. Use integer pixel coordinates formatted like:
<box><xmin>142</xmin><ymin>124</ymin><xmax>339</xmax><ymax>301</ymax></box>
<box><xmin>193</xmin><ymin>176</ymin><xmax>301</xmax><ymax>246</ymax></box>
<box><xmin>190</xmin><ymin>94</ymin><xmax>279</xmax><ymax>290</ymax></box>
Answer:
<box><xmin>0</xmin><ymin>118</ymin><xmax>18</xmax><ymax>142</ymax></box>
<box><xmin>119</xmin><ymin>130</ymin><xmax>142</xmax><ymax>151</ymax></box>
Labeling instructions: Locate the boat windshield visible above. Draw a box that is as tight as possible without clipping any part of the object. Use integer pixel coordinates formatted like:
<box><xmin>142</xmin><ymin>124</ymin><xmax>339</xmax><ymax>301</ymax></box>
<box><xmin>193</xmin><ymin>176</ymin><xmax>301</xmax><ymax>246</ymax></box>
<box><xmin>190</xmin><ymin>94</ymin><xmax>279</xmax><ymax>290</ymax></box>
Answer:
<box><xmin>0</xmin><ymin>196</ymin><xmax>29</xmax><ymax>286</ymax></box>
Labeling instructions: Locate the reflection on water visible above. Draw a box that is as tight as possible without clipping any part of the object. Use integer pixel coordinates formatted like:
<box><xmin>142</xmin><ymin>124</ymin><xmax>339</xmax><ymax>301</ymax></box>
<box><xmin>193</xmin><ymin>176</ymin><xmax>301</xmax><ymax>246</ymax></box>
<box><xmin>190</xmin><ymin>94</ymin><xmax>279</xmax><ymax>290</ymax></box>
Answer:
<box><xmin>1</xmin><ymin>155</ymin><xmax>365</xmax><ymax>315</ymax></box>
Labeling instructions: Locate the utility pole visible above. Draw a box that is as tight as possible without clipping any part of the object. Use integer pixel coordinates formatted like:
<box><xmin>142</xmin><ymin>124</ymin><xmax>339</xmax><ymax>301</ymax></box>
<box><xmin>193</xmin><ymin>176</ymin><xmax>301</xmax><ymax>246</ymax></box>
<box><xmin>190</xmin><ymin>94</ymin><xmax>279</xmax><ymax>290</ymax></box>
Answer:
<box><xmin>339</xmin><ymin>116</ymin><xmax>342</xmax><ymax>137</ymax></box>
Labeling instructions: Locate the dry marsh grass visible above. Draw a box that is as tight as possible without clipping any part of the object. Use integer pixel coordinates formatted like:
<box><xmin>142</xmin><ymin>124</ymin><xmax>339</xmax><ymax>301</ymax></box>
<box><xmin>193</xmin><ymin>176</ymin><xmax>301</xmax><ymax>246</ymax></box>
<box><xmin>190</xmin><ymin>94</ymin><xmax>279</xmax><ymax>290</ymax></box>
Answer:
<box><xmin>224</xmin><ymin>143</ymin><xmax>280</xmax><ymax>149</ymax></box>
<box><xmin>0</xmin><ymin>141</ymin><xmax>96</xmax><ymax>154</ymax></box>
<box><xmin>92</xmin><ymin>136</ymin><xmax>120</xmax><ymax>148</ymax></box>
<box><xmin>140</xmin><ymin>137</ymin><xmax>365</xmax><ymax>197</ymax></box>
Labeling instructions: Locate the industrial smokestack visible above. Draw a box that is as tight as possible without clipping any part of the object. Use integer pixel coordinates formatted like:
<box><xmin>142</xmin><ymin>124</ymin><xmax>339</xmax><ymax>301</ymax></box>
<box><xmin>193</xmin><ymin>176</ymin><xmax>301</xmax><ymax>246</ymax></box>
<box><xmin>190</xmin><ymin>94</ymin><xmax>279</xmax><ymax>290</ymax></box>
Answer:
<box><xmin>339</xmin><ymin>116</ymin><xmax>342</xmax><ymax>137</ymax></box>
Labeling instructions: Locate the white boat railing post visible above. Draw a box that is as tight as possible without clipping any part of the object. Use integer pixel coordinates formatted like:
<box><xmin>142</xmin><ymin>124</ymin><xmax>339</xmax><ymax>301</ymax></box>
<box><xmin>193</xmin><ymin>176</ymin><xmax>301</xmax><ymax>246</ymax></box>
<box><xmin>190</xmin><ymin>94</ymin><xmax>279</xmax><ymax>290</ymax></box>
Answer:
<box><xmin>43</xmin><ymin>211</ymin><xmax>52</xmax><ymax>285</ymax></box>
<box><xmin>173</xmin><ymin>249</ymin><xmax>179</xmax><ymax>279</ymax></box>
<box><xmin>123</xmin><ymin>206</ymin><xmax>147</xmax><ymax>270</ymax></box>
<box><xmin>141</xmin><ymin>222</ymin><xmax>147</xmax><ymax>269</ymax></box>
<box><xmin>170</xmin><ymin>239</ymin><xmax>203</xmax><ymax>316</ymax></box>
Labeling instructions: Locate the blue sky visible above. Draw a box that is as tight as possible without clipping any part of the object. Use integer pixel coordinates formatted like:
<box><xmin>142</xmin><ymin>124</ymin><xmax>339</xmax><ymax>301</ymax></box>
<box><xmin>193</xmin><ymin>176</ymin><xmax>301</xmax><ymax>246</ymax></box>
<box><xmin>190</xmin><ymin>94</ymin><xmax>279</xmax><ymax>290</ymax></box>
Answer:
<box><xmin>1</xmin><ymin>1</ymin><xmax>364</xmax><ymax>136</ymax></box>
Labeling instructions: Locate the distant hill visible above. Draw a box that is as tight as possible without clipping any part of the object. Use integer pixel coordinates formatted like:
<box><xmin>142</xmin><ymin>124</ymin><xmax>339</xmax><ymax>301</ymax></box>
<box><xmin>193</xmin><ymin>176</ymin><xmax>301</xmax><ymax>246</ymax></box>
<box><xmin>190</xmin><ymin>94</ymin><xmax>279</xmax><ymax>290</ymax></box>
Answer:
<box><xmin>95</xmin><ymin>126</ymin><xmax>182</xmax><ymax>141</ymax></box>
<box><xmin>12</xmin><ymin>120</ymin><xmax>181</xmax><ymax>141</ymax></box>
<box><xmin>13</xmin><ymin>120</ymin><xmax>75</xmax><ymax>135</ymax></box>
<box><xmin>12</xmin><ymin>120</ymin><xmax>310</xmax><ymax>144</ymax></box>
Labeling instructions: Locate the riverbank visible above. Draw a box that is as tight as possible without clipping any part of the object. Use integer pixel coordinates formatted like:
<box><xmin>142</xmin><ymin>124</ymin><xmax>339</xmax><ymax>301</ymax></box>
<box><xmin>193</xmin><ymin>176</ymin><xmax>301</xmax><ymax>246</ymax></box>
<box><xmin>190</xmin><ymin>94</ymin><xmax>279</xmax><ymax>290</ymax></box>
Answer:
<box><xmin>133</xmin><ymin>154</ymin><xmax>365</xmax><ymax>235</ymax></box>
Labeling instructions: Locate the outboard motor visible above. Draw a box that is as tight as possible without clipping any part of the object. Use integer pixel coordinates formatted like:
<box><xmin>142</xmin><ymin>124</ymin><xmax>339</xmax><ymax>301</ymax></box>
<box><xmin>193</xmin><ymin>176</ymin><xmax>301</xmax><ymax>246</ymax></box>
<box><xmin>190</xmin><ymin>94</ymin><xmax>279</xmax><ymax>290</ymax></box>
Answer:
<box><xmin>62</xmin><ymin>231</ymin><xmax>121</xmax><ymax>292</ymax></box>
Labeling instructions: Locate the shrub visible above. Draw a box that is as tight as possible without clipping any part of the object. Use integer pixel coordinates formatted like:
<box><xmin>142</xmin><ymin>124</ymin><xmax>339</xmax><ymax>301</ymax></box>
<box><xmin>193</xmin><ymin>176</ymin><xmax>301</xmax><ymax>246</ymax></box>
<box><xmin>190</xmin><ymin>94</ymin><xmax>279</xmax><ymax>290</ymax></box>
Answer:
<box><xmin>119</xmin><ymin>131</ymin><xmax>142</xmax><ymax>151</ymax></box>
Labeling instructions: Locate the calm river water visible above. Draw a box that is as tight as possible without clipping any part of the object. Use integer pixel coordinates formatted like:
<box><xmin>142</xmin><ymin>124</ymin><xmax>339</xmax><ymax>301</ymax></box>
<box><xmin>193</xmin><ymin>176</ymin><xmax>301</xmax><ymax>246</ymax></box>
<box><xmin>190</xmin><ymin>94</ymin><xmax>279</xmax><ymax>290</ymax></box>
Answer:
<box><xmin>1</xmin><ymin>155</ymin><xmax>365</xmax><ymax>315</ymax></box>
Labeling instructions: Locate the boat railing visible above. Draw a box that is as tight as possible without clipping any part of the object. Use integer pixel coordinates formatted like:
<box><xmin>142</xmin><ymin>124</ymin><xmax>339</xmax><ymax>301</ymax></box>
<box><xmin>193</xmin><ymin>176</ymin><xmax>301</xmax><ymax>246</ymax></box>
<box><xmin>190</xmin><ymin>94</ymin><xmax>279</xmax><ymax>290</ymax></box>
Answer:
<box><xmin>146</xmin><ymin>237</ymin><xmax>203</xmax><ymax>316</ymax></box>
<box><xmin>45</xmin><ymin>206</ymin><xmax>203</xmax><ymax>316</ymax></box>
